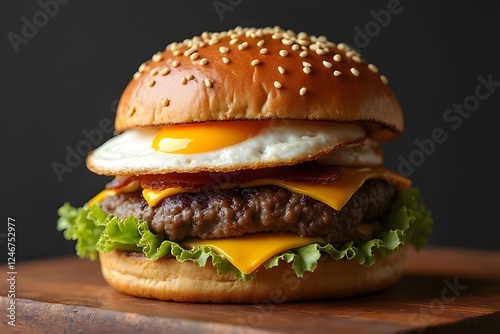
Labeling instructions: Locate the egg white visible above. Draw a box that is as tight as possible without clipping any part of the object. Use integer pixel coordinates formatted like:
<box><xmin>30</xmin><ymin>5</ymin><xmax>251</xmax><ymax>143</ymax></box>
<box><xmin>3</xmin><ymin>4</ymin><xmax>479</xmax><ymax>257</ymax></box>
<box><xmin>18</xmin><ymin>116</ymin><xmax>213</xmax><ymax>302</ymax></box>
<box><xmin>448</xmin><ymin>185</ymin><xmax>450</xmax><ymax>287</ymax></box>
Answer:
<box><xmin>316</xmin><ymin>138</ymin><xmax>383</xmax><ymax>167</ymax></box>
<box><xmin>86</xmin><ymin>122</ymin><xmax>368</xmax><ymax>175</ymax></box>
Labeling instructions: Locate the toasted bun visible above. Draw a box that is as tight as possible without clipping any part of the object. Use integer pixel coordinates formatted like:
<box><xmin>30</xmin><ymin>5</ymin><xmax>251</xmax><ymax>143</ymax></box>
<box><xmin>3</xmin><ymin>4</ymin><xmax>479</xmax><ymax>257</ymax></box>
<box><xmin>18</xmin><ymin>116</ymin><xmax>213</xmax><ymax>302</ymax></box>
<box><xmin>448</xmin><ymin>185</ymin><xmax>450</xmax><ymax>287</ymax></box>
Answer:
<box><xmin>116</xmin><ymin>27</ymin><xmax>402</xmax><ymax>141</ymax></box>
<box><xmin>99</xmin><ymin>247</ymin><xmax>407</xmax><ymax>303</ymax></box>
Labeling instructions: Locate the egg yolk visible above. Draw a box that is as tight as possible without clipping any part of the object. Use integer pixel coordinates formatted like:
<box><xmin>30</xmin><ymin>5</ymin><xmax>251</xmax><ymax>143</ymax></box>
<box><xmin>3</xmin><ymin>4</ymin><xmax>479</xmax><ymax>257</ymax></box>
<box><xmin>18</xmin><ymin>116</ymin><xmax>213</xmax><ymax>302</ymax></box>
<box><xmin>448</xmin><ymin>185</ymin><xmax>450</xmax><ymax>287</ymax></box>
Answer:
<box><xmin>152</xmin><ymin>121</ymin><xmax>270</xmax><ymax>154</ymax></box>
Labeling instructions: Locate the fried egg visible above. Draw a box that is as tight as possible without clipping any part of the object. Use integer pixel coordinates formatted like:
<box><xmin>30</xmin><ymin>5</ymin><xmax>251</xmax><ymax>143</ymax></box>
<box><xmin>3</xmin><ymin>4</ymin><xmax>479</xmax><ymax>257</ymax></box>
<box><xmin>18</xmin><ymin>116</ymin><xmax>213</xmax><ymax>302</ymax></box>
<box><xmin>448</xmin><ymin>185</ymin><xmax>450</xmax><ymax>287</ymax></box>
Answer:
<box><xmin>86</xmin><ymin>121</ymin><xmax>372</xmax><ymax>175</ymax></box>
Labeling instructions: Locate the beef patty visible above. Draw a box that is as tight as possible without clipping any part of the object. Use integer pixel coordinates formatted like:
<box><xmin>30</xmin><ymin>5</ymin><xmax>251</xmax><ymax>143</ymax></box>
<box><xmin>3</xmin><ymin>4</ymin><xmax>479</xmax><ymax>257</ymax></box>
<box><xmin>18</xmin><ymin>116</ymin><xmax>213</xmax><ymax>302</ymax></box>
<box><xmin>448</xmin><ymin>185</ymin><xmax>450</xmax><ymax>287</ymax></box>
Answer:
<box><xmin>100</xmin><ymin>179</ymin><xmax>396</xmax><ymax>243</ymax></box>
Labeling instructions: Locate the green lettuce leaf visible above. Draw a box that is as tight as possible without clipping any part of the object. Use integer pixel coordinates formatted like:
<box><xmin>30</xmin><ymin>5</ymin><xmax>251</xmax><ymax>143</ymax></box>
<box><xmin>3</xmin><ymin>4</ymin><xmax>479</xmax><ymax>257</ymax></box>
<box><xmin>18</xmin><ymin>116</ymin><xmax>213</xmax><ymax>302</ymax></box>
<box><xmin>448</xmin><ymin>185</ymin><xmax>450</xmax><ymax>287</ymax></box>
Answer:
<box><xmin>57</xmin><ymin>187</ymin><xmax>432</xmax><ymax>280</ymax></box>
<box><xmin>57</xmin><ymin>203</ymin><xmax>104</xmax><ymax>260</ymax></box>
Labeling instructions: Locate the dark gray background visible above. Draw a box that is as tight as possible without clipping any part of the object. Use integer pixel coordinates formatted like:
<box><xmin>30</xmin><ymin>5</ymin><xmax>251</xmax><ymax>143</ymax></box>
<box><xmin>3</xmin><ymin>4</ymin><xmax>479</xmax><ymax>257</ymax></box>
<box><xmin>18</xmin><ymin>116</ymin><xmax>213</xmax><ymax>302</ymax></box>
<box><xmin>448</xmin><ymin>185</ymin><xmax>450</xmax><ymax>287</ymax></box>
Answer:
<box><xmin>1</xmin><ymin>0</ymin><xmax>499</xmax><ymax>263</ymax></box>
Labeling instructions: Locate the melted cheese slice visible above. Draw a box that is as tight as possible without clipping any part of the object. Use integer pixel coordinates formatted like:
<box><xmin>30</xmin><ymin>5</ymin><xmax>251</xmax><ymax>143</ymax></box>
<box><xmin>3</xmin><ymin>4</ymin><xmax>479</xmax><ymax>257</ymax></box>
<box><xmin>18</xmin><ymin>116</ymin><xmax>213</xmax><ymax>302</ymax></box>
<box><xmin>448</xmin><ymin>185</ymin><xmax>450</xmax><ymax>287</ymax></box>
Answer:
<box><xmin>142</xmin><ymin>167</ymin><xmax>411</xmax><ymax>210</ymax></box>
<box><xmin>182</xmin><ymin>233</ymin><xmax>322</xmax><ymax>274</ymax></box>
<box><xmin>87</xmin><ymin>181</ymin><xmax>141</xmax><ymax>206</ymax></box>
<box><xmin>88</xmin><ymin>189</ymin><xmax>117</xmax><ymax>206</ymax></box>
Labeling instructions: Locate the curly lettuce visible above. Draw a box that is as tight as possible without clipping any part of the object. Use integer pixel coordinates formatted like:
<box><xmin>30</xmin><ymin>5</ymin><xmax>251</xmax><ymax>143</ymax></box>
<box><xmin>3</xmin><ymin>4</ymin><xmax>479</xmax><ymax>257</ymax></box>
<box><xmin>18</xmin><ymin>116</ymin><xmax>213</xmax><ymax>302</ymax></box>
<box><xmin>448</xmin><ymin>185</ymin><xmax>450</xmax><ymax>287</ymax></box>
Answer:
<box><xmin>57</xmin><ymin>187</ymin><xmax>432</xmax><ymax>281</ymax></box>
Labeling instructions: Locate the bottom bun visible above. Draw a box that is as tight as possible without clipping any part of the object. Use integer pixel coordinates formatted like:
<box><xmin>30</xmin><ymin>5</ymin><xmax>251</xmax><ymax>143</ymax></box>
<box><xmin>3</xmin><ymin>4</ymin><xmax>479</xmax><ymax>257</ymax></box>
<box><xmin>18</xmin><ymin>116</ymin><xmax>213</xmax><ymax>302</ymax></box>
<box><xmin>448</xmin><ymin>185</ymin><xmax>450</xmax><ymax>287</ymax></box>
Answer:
<box><xmin>99</xmin><ymin>247</ymin><xmax>408</xmax><ymax>303</ymax></box>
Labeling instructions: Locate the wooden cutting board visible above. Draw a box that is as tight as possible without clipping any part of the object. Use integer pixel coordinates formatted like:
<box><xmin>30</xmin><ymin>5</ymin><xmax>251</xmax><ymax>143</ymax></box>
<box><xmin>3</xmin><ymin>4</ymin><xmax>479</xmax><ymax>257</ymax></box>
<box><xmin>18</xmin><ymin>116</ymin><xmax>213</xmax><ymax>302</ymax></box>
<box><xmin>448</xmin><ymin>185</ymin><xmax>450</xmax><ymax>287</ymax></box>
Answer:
<box><xmin>1</xmin><ymin>247</ymin><xmax>499</xmax><ymax>333</ymax></box>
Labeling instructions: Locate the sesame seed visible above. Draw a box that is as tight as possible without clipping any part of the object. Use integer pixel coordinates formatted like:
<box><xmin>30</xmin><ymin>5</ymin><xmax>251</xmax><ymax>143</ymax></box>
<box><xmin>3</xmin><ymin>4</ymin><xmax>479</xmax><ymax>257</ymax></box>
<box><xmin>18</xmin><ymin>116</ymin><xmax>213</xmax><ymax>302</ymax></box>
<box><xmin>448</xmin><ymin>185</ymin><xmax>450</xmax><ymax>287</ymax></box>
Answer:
<box><xmin>133</xmin><ymin>72</ymin><xmax>141</xmax><ymax>80</ymax></box>
<box><xmin>148</xmin><ymin>80</ymin><xmax>156</xmax><ymax>87</ymax></box>
<box><xmin>279</xmin><ymin>50</ymin><xmax>288</xmax><ymax>57</ymax></box>
<box><xmin>161</xmin><ymin>98</ymin><xmax>170</xmax><ymax>107</ymax></box>
<box><xmin>297</xmin><ymin>32</ymin><xmax>308</xmax><ymax>40</ymax></box>
<box><xmin>274</xmin><ymin>81</ymin><xmax>282</xmax><ymax>88</ymax></box>
<box><xmin>299</xmin><ymin>87</ymin><xmax>307</xmax><ymax>96</ymax></box>
<box><xmin>166</xmin><ymin>42</ymin><xmax>177</xmax><ymax>51</ymax></box>
<box><xmin>257</xmin><ymin>40</ymin><xmax>265</xmax><ymax>47</ymax></box>
<box><xmin>380</xmin><ymin>75</ymin><xmax>389</xmax><ymax>84</ymax></box>
<box><xmin>229</xmin><ymin>38</ymin><xmax>239</xmax><ymax>45</ymax></box>
<box><xmin>323</xmin><ymin>61</ymin><xmax>333</xmax><ymax>68</ymax></box>
<box><xmin>278</xmin><ymin>66</ymin><xmax>285</xmax><ymax>74</ymax></box>
<box><xmin>222</xmin><ymin>57</ymin><xmax>230</xmax><ymax>64</ymax></box>
<box><xmin>259</xmin><ymin>48</ymin><xmax>268</xmax><ymax>54</ymax></box>
<box><xmin>171</xmin><ymin>60</ymin><xmax>180</xmax><ymax>68</ymax></box>
<box><xmin>152</xmin><ymin>52</ymin><xmax>163</xmax><ymax>62</ymax></box>
<box><xmin>337</xmin><ymin>43</ymin><xmax>347</xmax><ymax>50</ymax></box>
<box><xmin>352</xmin><ymin>55</ymin><xmax>362</xmax><ymax>63</ymax></box>
<box><xmin>186</xmin><ymin>74</ymin><xmax>194</xmax><ymax>80</ymax></box>
<box><xmin>127</xmin><ymin>106</ymin><xmax>136</xmax><ymax>117</ymax></box>
<box><xmin>315</xmin><ymin>49</ymin><xmax>326</xmax><ymax>55</ymax></box>
<box><xmin>350</xmin><ymin>68</ymin><xmax>360</xmax><ymax>76</ymax></box>
<box><xmin>346</xmin><ymin>50</ymin><xmax>356</xmax><ymax>58</ymax></box>
<box><xmin>184</xmin><ymin>48</ymin><xmax>196</xmax><ymax>57</ymax></box>
<box><xmin>302</xmin><ymin>61</ymin><xmax>312</xmax><ymax>67</ymax></box>
<box><xmin>303</xmin><ymin>66</ymin><xmax>311</xmax><ymax>74</ymax></box>
<box><xmin>149</xmin><ymin>68</ymin><xmax>158</xmax><ymax>76</ymax></box>
<box><xmin>299</xmin><ymin>50</ymin><xmax>308</xmax><ymax>57</ymax></box>
<box><xmin>292</xmin><ymin>44</ymin><xmax>300</xmax><ymax>51</ymax></box>
<box><xmin>172</xmin><ymin>50</ymin><xmax>181</xmax><ymax>56</ymax></box>
<box><xmin>272</xmin><ymin>33</ymin><xmax>282</xmax><ymax>40</ymax></box>
<box><xmin>180</xmin><ymin>77</ymin><xmax>187</xmax><ymax>85</ymax></box>
<box><xmin>199</xmin><ymin>58</ymin><xmax>208</xmax><ymax>66</ymax></box>
<box><xmin>208</xmin><ymin>38</ymin><xmax>219</xmax><ymax>46</ymax></box>
<box><xmin>333</xmin><ymin>70</ymin><xmax>342</xmax><ymax>76</ymax></box>
<box><xmin>204</xmin><ymin>79</ymin><xmax>213</xmax><ymax>88</ymax></box>
<box><xmin>190</xmin><ymin>52</ymin><xmax>199</xmax><ymax>60</ymax></box>
<box><xmin>138</xmin><ymin>63</ymin><xmax>147</xmax><ymax>73</ymax></box>
<box><xmin>159</xmin><ymin>67</ymin><xmax>170</xmax><ymax>76</ymax></box>
<box><xmin>333</xmin><ymin>54</ymin><xmax>342</xmax><ymax>62</ymax></box>
<box><xmin>368</xmin><ymin>63</ymin><xmax>379</xmax><ymax>73</ymax></box>
<box><xmin>219</xmin><ymin>46</ymin><xmax>229</xmax><ymax>53</ymax></box>
<box><xmin>238</xmin><ymin>42</ymin><xmax>248</xmax><ymax>50</ymax></box>
<box><xmin>251</xmin><ymin>59</ymin><xmax>260</xmax><ymax>66</ymax></box>
<box><xmin>281</xmin><ymin>38</ymin><xmax>293</xmax><ymax>45</ymax></box>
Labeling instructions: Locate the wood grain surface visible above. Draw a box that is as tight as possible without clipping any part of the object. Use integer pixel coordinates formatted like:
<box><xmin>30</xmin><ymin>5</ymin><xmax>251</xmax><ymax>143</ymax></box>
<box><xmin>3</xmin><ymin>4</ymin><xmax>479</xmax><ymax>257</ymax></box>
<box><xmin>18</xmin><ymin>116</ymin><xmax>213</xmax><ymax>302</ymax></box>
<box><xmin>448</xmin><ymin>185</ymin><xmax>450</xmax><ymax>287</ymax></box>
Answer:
<box><xmin>1</xmin><ymin>246</ymin><xmax>499</xmax><ymax>333</ymax></box>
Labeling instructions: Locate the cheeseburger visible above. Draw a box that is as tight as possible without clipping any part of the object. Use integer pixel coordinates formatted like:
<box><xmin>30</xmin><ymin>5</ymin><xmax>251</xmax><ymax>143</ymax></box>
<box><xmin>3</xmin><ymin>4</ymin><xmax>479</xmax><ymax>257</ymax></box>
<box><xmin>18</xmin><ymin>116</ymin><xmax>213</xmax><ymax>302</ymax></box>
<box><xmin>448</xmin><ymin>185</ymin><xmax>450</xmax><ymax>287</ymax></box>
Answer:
<box><xmin>57</xmin><ymin>26</ymin><xmax>432</xmax><ymax>303</ymax></box>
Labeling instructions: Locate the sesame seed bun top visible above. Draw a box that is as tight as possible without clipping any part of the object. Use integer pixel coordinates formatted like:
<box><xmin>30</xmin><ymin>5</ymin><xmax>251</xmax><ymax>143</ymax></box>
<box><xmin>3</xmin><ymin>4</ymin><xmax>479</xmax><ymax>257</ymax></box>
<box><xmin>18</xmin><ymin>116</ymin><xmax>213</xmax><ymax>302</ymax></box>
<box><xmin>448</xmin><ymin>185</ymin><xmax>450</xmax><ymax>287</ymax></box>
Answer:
<box><xmin>115</xmin><ymin>26</ymin><xmax>403</xmax><ymax>141</ymax></box>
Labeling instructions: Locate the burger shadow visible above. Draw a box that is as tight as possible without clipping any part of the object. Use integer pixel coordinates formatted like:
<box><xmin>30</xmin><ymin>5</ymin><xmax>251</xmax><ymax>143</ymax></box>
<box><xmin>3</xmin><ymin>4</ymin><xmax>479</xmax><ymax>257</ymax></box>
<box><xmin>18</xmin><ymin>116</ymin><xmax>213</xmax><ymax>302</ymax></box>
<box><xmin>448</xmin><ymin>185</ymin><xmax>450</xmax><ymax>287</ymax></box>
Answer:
<box><xmin>303</xmin><ymin>273</ymin><xmax>497</xmax><ymax>306</ymax></box>
<box><xmin>293</xmin><ymin>274</ymin><xmax>500</xmax><ymax>334</ymax></box>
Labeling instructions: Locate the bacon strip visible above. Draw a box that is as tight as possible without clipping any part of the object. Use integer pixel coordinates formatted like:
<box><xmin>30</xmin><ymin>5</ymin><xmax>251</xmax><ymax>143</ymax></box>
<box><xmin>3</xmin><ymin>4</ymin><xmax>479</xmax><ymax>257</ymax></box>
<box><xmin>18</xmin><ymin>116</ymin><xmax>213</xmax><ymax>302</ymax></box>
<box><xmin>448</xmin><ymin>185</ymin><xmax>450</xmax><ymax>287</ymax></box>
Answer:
<box><xmin>105</xmin><ymin>175</ymin><xmax>141</xmax><ymax>189</ymax></box>
<box><xmin>139</xmin><ymin>163</ymin><xmax>341</xmax><ymax>191</ymax></box>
